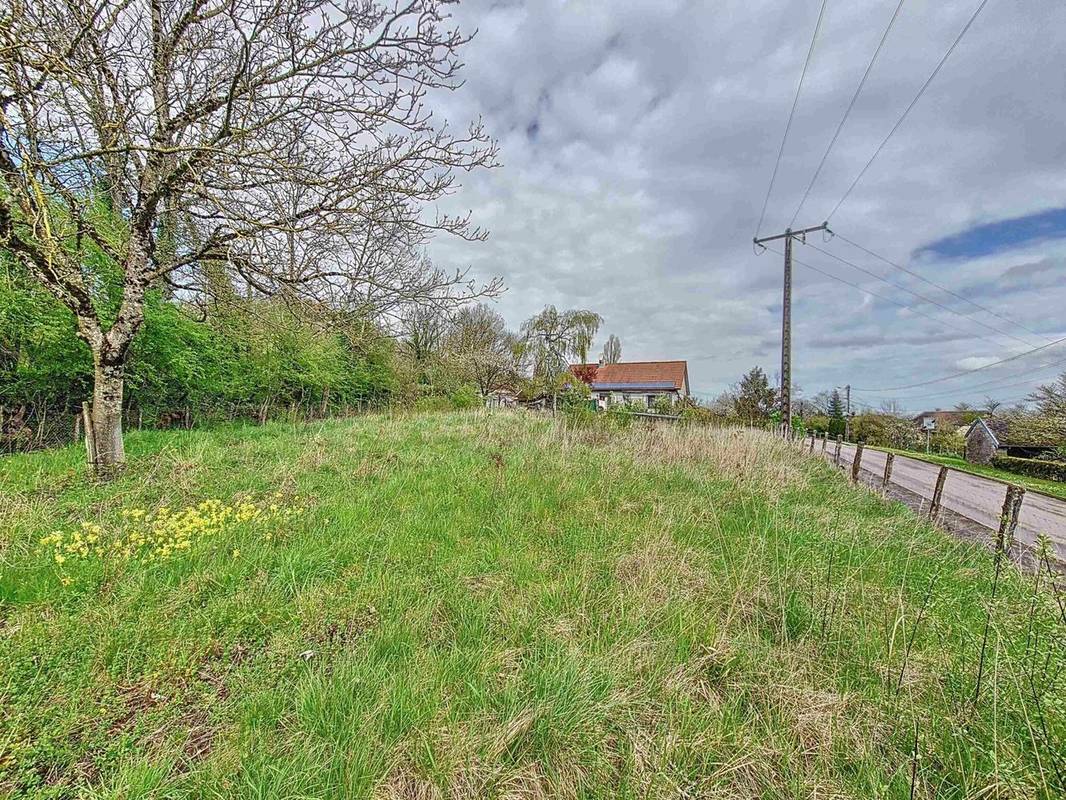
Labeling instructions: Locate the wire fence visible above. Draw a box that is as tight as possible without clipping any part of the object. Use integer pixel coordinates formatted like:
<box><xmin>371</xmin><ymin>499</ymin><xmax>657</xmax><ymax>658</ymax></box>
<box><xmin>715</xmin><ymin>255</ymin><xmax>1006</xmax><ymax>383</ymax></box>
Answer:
<box><xmin>0</xmin><ymin>400</ymin><xmax>386</xmax><ymax>457</ymax></box>
<box><xmin>782</xmin><ymin>429</ymin><xmax>1064</xmax><ymax>575</ymax></box>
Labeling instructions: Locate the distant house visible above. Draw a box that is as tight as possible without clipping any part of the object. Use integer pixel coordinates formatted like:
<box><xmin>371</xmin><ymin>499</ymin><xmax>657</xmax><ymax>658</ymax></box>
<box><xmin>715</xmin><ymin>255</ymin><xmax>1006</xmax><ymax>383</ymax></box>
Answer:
<box><xmin>965</xmin><ymin>415</ymin><xmax>1059</xmax><ymax>462</ymax></box>
<box><xmin>913</xmin><ymin>410</ymin><xmax>970</xmax><ymax>432</ymax></box>
<box><xmin>570</xmin><ymin>360</ymin><xmax>690</xmax><ymax>410</ymax></box>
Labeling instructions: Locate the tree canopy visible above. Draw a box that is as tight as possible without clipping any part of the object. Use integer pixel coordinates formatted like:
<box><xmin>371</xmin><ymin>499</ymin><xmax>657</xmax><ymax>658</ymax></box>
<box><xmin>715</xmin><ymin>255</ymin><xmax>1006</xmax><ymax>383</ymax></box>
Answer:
<box><xmin>732</xmin><ymin>366</ymin><xmax>776</xmax><ymax>421</ymax></box>
<box><xmin>0</xmin><ymin>0</ymin><xmax>499</xmax><ymax>472</ymax></box>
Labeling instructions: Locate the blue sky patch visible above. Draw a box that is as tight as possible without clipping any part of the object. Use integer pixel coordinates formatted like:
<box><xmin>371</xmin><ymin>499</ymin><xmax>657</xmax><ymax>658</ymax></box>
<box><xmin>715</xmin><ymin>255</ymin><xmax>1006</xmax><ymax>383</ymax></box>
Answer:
<box><xmin>916</xmin><ymin>207</ymin><xmax>1066</xmax><ymax>260</ymax></box>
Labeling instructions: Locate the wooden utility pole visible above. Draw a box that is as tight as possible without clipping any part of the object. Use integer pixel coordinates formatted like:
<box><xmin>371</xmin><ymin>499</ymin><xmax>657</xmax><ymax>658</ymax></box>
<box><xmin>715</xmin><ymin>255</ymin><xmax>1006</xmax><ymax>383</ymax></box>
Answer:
<box><xmin>844</xmin><ymin>384</ymin><xmax>851</xmax><ymax>441</ymax></box>
<box><xmin>754</xmin><ymin>222</ymin><xmax>829</xmax><ymax>430</ymax></box>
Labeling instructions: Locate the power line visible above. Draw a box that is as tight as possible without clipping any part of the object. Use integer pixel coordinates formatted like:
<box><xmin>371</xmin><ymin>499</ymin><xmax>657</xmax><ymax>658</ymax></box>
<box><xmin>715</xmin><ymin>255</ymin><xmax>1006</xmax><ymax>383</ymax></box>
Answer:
<box><xmin>804</xmin><ymin>241</ymin><xmax>1038</xmax><ymax>348</ymax></box>
<box><xmin>825</xmin><ymin>0</ymin><xmax>991</xmax><ymax>221</ymax></box>
<box><xmin>753</xmin><ymin>0</ymin><xmax>830</xmax><ymax>239</ymax></box>
<box><xmin>852</xmin><ymin>334</ymin><xmax>1066</xmax><ymax>392</ymax></box>
<box><xmin>849</xmin><ymin>389</ymin><xmax>1035</xmax><ymax>411</ymax></box>
<box><xmin>857</xmin><ymin>354</ymin><xmax>1066</xmax><ymax>403</ymax></box>
<box><xmin>766</xmin><ymin>245</ymin><xmax>1011</xmax><ymax>350</ymax></box>
<box><xmin>833</xmin><ymin>232</ymin><xmax>1047</xmax><ymax>340</ymax></box>
<box><xmin>789</xmin><ymin>0</ymin><xmax>906</xmax><ymax>229</ymax></box>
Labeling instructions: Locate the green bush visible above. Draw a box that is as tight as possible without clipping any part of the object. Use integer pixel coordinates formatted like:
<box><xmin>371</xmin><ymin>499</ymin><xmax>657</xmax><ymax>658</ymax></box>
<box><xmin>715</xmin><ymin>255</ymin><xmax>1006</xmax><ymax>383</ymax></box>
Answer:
<box><xmin>448</xmin><ymin>385</ymin><xmax>481</xmax><ymax>410</ymax></box>
<box><xmin>805</xmin><ymin>414</ymin><xmax>830</xmax><ymax>435</ymax></box>
<box><xmin>2</xmin><ymin>256</ymin><xmax>396</xmax><ymax>433</ymax></box>
<box><xmin>561</xmin><ymin>402</ymin><xmax>597</xmax><ymax>428</ymax></box>
<box><xmin>930</xmin><ymin>430</ymin><xmax>966</xmax><ymax>458</ymax></box>
<box><xmin>558</xmin><ymin>381</ymin><xmax>592</xmax><ymax>410</ymax></box>
<box><xmin>679</xmin><ymin>405</ymin><xmax>720</xmax><ymax>425</ymax></box>
<box><xmin>991</xmin><ymin>454</ymin><xmax>1066</xmax><ymax>482</ymax></box>
<box><xmin>850</xmin><ymin>414</ymin><xmax>921</xmax><ymax>450</ymax></box>
<box><xmin>605</xmin><ymin>404</ymin><xmax>635</xmax><ymax>429</ymax></box>
<box><xmin>651</xmin><ymin>395</ymin><xmax>675</xmax><ymax>416</ymax></box>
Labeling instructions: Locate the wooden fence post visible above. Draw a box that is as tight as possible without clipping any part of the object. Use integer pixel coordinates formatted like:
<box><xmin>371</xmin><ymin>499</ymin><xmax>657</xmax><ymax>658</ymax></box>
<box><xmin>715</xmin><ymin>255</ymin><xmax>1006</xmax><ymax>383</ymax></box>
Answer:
<box><xmin>1006</xmin><ymin>485</ymin><xmax>1025</xmax><ymax>552</ymax></box>
<box><xmin>882</xmin><ymin>452</ymin><xmax>894</xmax><ymax>490</ymax></box>
<box><xmin>996</xmin><ymin>486</ymin><xmax>1016</xmax><ymax>556</ymax></box>
<box><xmin>821</xmin><ymin>432</ymin><xmax>827</xmax><ymax>453</ymax></box>
<box><xmin>808</xmin><ymin>434</ymin><xmax>815</xmax><ymax>454</ymax></box>
<box><xmin>834</xmin><ymin>435</ymin><xmax>842</xmax><ymax>466</ymax></box>
<box><xmin>929</xmin><ymin>466</ymin><xmax>949</xmax><ymax>522</ymax></box>
<box><xmin>851</xmin><ymin>442</ymin><xmax>864</xmax><ymax>483</ymax></box>
<box><xmin>81</xmin><ymin>401</ymin><xmax>96</xmax><ymax>468</ymax></box>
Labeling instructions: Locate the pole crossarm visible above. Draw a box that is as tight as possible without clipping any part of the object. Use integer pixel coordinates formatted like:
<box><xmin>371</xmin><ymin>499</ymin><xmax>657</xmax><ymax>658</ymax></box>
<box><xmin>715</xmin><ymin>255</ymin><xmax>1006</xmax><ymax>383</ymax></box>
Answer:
<box><xmin>754</xmin><ymin>222</ymin><xmax>830</xmax><ymax>246</ymax></box>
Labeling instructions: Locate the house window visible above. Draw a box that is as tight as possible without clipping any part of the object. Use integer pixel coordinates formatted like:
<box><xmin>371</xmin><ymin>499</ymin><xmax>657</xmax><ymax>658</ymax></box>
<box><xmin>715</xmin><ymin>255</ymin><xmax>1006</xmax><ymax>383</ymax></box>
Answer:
<box><xmin>646</xmin><ymin>395</ymin><xmax>656</xmax><ymax>408</ymax></box>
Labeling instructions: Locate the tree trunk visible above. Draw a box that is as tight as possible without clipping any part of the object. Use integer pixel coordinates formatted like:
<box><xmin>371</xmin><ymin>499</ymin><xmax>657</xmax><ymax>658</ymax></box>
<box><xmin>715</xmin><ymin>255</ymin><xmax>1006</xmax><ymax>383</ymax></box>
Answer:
<box><xmin>90</xmin><ymin>362</ymin><xmax>126</xmax><ymax>475</ymax></box>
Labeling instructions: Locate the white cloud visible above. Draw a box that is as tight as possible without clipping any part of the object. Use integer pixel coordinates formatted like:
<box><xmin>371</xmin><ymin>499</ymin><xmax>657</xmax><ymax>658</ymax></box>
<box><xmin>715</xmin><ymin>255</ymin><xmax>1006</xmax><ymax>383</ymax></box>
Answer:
<box><xmin>956</xmin><ymin>356</ymin><xmax>1002</xmax><ymax>371</ymax></box>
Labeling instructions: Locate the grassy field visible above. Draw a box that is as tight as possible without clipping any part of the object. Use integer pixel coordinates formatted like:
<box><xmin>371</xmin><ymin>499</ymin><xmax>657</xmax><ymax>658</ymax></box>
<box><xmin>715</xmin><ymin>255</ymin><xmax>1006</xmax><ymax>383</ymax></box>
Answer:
<box><xmin>875</xmin><ymin>447</ymin><xmax>1066</xmax><ymax>501</ymax></box>
<box><xmin>1</xmin><ymin>411</ymin><xmax>1063</xmax><ymax>799</ymax></box>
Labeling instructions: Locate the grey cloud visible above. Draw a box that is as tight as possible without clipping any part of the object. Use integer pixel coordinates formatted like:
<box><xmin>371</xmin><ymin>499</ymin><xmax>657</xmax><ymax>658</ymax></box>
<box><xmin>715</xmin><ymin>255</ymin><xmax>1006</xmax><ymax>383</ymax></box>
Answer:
<box><xmin>427</xmin><ymin>0</ymin><xmax>1066</xmax><ymax>404</ymax></box>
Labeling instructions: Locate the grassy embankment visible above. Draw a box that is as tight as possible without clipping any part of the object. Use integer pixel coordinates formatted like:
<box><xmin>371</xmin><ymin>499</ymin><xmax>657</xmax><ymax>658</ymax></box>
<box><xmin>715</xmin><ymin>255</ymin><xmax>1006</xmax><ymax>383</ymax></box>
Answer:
<box><xmin>1</xmin><ymin>411</ymin><xmax>1063</xmax><ymax>799</ymax></box>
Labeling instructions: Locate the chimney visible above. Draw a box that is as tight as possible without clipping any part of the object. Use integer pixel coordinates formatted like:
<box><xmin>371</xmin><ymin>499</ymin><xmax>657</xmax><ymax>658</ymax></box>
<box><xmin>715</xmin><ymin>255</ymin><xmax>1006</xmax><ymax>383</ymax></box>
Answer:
<box><xmin>598</xmin><ymin>356</ymin><xmax>605</xmax><ymax>368</ymax></box>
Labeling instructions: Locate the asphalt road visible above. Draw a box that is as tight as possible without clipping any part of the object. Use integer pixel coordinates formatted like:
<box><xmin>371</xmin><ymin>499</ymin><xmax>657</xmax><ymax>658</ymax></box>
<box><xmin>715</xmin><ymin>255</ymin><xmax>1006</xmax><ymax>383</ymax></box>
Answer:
<box><xmin>822</xmin><ymin>441</ymin><xmax>1066</xmax><ymax>563</ymax></box>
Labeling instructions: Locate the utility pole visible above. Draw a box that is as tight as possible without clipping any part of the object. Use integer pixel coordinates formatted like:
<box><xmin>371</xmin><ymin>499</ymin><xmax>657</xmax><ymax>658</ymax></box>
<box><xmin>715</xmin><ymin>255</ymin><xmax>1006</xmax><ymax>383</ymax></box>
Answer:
<box><xmin>754</xmin><ymin>222</ymin><xmax>829</xmax><ymax>430</ymax></box>
<box><xmin>844</xmin><ymin>383</ymin><xmax>851</xmax><ymax>441</ymax></box>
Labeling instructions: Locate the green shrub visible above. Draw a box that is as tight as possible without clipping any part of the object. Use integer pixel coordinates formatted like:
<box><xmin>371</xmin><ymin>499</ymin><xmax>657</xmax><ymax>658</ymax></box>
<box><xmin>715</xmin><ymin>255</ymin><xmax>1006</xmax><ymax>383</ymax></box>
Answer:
<box><xmin>806</xmin><ymin>414</ymin><xmax>830</xmax><ymax>435</ymax></box>
<box><xmin>991</xmin><ymin>454</ymin><xmax>1066</xmax><ymax>482</ymax></box>
<box><xmin>2</xmin><ymin>256</ymin><xmax>396</xmax><ymax>428</ymax></box>
<box><xmin>605</xmin><ymin>404</ymin><xmax>634</xmax><ymax>429</ymax></box>
<box><xmin>651</xmin><ymin>395</ymin><xmax>675</xmax><ymax>416</ymax></box>
<box><xmin>559</xmin><ymin>381</ymin><xmax>592</xmax><ymax>410</ymax></box>
<box><xmin>561</xmin><ymin>403</ymin><xmax>597</xmax><ymax>428</ymax></box>
<box><xmin>448</xmin><ymin>385</ymin><xmax>480</xmax><ymax>410</ymax></box>
<box><xmin>679</xmin><ymin>405</ymin><xmax>720</xmax><ymax>425</ymax></box>
<box><xmin>930</xmin><ymin>430</ymin><xmax>966</xmax><ymax>458</ymax></box>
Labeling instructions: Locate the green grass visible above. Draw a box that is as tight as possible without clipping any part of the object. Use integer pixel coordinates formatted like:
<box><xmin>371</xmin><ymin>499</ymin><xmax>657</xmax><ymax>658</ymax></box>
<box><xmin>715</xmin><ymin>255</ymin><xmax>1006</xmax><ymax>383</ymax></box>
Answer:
<box><xmin>875</xmin><ymin>446</ymin><xmax>1066</xmax><ymax>501</ymax></box>
<box><xmin>1</xmin><ymin>411</ymin><xmax>1063</xmax><ymax>799</ymax></box>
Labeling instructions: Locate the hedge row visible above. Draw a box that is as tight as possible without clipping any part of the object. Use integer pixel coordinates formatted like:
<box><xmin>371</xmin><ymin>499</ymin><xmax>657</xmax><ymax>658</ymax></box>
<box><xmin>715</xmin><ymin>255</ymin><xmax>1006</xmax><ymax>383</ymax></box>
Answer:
<box><xmin>991</xmin><ymin>454</ymin><xmax>1066</xmax><ymax>483</ymax></box>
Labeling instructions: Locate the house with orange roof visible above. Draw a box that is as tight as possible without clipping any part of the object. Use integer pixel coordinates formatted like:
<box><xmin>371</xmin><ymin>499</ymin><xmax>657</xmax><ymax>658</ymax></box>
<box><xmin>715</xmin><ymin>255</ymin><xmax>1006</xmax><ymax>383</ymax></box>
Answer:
<box><xmin>569</xmin><ymin>359</ymin><xmax>690</xmax><ymax>410</ymax></box>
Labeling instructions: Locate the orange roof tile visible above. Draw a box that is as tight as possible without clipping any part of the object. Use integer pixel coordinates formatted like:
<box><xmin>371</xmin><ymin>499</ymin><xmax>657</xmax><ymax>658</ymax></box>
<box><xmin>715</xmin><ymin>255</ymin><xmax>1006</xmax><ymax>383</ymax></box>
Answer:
<box><xmin>570</xmin><ymin>360</ymin><xmax>688</xmax><ymax>390</ymax></box>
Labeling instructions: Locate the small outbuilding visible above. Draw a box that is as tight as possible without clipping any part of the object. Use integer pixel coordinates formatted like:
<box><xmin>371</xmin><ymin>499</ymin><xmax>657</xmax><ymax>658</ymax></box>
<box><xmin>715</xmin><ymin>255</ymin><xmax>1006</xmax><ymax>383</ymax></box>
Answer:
<box><xmin>965</xmin><ymin>417</ymin><xmax>999</xmax><ymax>464</ymax></box>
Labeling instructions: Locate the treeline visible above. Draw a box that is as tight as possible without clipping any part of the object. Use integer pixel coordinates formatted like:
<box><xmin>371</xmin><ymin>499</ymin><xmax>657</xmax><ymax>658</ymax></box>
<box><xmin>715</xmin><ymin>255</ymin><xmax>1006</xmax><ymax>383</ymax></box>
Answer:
<box><xmin>705</xmin><ymin>365</ymin><xmax>1065</xmax><ymax>460</ymax></box>
<box><xmin>2</xmin><ymin>248</ymin><xmax>613</xmax><ymax>453</ymax></box>
<box><xmin>1</xmin><ymin>261</ymin><xmax>394</xmax><ymax>451</ymax></box>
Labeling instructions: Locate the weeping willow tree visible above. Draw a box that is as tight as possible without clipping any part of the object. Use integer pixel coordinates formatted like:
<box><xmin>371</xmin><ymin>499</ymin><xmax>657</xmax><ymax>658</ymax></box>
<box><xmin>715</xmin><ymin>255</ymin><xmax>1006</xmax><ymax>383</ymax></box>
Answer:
<box><xmin>520</xmin><ymin>305</ymin><xmax>602</xmax><ymax>410</ymax></box>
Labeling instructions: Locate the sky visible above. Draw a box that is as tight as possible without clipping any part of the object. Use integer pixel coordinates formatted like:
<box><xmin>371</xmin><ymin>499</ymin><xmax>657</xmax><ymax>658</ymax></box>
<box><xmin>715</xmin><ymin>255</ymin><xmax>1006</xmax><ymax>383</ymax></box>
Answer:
<box><xmin>425</xmin><ymin>0</ymin><xmax>1066</xmax><ymax>412</ymax></box>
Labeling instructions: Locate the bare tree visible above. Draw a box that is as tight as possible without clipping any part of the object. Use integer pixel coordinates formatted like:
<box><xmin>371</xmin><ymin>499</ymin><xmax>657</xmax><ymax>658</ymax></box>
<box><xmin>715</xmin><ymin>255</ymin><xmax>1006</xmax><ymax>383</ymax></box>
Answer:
<box><xmin>983</xmin><ymin>396</ymin><xmax>1002</xmax><ymax>416</ymax></box>
<box><xmin>444</xmin><ymin>304</ymin><xmax>521</xmax><ymax>397</ymax></box>
<box><xmin>601</xmin><ymin>334</ymin><xmax>622</xmax><ymax>364</ymax></box>
<box><xmin>879</xmin><ymin>398</ymin><xmax>907</xmax><ymax>417</ymax></box>
<box><xmin>1027</xmin><ymin>372</ymin><xmax>1066</xmax><ymax>418</ymax></box>
<box><xmin>0</xmin><ymin>0</ymin><xmax>499</xmax><ymax>473</ymax></box>
<box><xmin>402</xmin><ymin>305</ymin><xmax>450</xmax><ymax>367</ymax></box>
